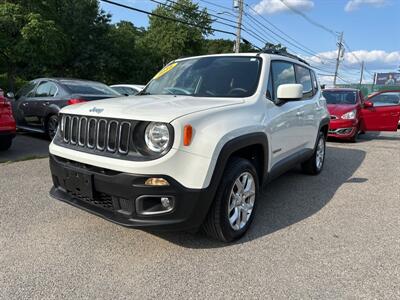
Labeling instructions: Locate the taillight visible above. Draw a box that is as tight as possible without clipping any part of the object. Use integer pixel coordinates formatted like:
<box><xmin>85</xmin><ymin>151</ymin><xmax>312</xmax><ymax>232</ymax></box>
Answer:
<box><xmin>67</xmin><ymin>98</ymin><xmax>87</xmax><ymax>105</ymax></box>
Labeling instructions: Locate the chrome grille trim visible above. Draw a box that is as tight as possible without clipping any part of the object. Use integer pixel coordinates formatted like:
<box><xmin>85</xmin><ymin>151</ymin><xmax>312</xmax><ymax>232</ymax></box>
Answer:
<box><xmin>59</xmin><ymin>114</ymin><xmax>134</xmax><ymax>156</ymax></box>
<box><xmin>107</xmin><ymin>121</ymin><xmax>118</xmax><ymax>152</ymax></box>
<box><xmin>63</xmin><ymin>115</ymin><xmax>71</xmax><ymax>143</ymax></box>
<box><xmin>78</xmin><ymin>117</ymin><xmax>87</xmax><ymax>146</ymax></box>
<box><xmin>87</xmin><ymin>118</ymin><xmax>97</xmax><ymax>149</ymax></box>
<box><xmin>96</xmin><ymin>119</ymin><xmax>107</xmax><ymax>151</ymax></box>
<box><xmin>118</xmin><ymin>122</ymin><xmax>131</xmax><ymax>154</ymax></box>
<box><xmin>70</xmin><ymin>116</ymin><xmax>79</xmax><ymax>145</ymax></box>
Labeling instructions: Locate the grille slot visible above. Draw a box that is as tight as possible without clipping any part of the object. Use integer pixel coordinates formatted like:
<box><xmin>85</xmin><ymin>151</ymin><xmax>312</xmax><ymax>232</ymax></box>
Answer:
<box><xmin>78</xmin><ymin>117</ymin><xmax>87</xmax><ymax>146</ymax></box>
<box><xmin>60</xmin><ymin>114</ymin><xmax>133</xmax><ymax>156</ymax></box>
<box><xmin>118</xmin><ymin>122</ymin><xmax>131</xmax><ymax>154</ymax></box>
<box><xmin>87</xmin><ymin>118</ymin><xmax>97</xmax><ymax>148</ymax></box>
<box><xmin>96</xmin><ymin>119</ymin><xmax>107</xmax><ymax>150</ymax></box>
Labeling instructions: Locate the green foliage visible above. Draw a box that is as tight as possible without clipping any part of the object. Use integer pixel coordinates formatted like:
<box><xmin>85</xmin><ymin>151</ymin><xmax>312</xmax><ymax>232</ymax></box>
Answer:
<box><xmin>0</xmin><ymin>0</ymin><xmax>258</xmax><ymax>92</ymax></box>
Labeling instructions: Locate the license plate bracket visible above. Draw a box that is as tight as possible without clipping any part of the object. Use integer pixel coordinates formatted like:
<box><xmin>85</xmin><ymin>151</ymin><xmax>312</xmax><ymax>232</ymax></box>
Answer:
<box><xmin>62</xmin><ymin>168</ymin><xmax>94</xmax><ymax>199</ymax></box>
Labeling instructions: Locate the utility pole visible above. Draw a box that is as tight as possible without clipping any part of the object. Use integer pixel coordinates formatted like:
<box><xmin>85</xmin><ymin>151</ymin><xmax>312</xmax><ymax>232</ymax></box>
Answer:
<box><xmin>333</xmin><ymin>31</ymin><xmax>344</xmax><ymax>86</ymax></box>
<box><xmin>234</xmin><ymin>0</ymin><xmax>244</xmax><ymax>53</ymax></box>
<box><xmin>359</xmin><ymin>61</ymin><xmax>364</xmax><ymax>87</ymax></box>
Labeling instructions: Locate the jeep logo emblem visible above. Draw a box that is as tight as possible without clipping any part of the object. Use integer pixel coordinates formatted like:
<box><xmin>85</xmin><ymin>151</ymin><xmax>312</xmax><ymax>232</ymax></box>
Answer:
<box><xmin>89</xmin><ymin>107</ymin><xmax>104</xmax><ymax>114</ymax></box>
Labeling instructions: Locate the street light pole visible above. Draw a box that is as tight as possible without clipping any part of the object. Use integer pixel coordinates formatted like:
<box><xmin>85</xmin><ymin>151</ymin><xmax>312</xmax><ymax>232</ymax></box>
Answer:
<box><xmin>333</xmin><ymin>31</ymin><xmax>344</xmax><ymax>86</ymax></box>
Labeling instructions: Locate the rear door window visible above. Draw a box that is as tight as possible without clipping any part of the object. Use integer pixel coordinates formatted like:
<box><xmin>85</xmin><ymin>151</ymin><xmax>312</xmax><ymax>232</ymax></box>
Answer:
<box><xmin>35</xmin><ymin>82</ymin><xmax>58</xmax><ymax>97</ymax></box>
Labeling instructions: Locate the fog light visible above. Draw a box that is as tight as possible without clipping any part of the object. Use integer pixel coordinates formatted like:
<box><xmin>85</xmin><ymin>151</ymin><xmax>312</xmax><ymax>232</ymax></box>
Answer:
<box><xmin>145</xmin><ymin>178</ymin><xmax>169</xmax><ymax>186</ymax></box>
<box><xmin>161</xmin><ymin>197</ymin><xmax>173</xmax><ymax>210</ymax></box>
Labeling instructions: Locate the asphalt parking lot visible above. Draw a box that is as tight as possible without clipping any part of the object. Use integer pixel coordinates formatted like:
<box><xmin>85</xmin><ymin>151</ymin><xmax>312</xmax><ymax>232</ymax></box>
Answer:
<box><xmin>0</xmin><ymin>132</ymin><xmax>399</xmax><ymax>299</ymax></box>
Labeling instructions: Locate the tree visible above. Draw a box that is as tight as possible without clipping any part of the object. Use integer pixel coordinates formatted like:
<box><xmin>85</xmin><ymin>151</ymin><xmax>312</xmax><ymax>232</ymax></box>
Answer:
<box><xmin>144</xmin><ymin>0</ymin><xmax>213</xmax><ymax>64</ymax></box>
<box><xmin>0</xmin><ymin>2</ymin><xmax>63</xmax><ymax>90</ymax></box>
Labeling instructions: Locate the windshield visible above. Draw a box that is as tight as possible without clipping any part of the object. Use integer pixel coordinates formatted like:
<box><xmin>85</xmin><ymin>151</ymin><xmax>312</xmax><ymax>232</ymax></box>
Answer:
<box><xmin>323</xmin><ymin>90</ymin><xmax>357</xmax><ymax>105</ymax></box>
<box><xmin>62</xmin><ymin>81</ymin><xmax>120</xmax><ymax>96</ymax></box>
<box><xmin>141</xmin><ymin>56</ymin><xmax>262</xmax><ymax>98</ymax></box>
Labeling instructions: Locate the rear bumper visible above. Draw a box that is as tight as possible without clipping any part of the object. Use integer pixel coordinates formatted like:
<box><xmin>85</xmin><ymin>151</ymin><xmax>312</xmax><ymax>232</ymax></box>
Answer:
<box><xmin>49</xmin><ymin>155</ymin><xmax>215</xmax><ymax>231</ymax></box>
<box><xmin>328</xmin><ymin>119</ymin><xmax>358</xmax><ymax>139</ymax></box>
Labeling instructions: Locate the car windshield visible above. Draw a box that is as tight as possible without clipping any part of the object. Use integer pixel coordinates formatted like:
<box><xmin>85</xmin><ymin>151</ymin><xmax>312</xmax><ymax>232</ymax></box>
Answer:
<box><xmin>322</xmin><ymin>90</ymin><xmax>357</xmax><ymax>105</ymax></box>
<box><xmin>140</xmin><ymin>56</ymin><xmax>262</xmax><ymax>98</ymax></box>
<box><xmin>62</xmin><ymin>81</ymin><xmax>120</xmax><ymax>96</ymax></box>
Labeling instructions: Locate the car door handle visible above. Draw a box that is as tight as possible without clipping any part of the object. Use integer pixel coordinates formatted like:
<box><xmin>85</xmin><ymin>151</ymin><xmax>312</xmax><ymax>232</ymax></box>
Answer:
<box><xmin>315</xmin><ymin>107</ymin><xmax>323</xmax><ymax>111</ymax></box>
<box><xmin>22</xmin><ymin>103</ymin><xmax>28</xmax><ymax>106</ymax></box>
<box><xmin>42</xmin><ymin>102</ymin><xmax>49</xmax><ymax>106</ymax></box>
<box><xmin>296</xmin><ymin>111</ymin><xmax>305</xmax><ymax>116</ymax></box>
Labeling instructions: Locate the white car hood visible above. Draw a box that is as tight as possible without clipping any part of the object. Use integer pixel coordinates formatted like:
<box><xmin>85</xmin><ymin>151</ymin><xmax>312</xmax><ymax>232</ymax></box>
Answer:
<box><xmin>60</xmin><ymin>95</ymin><xmax>244</xmax><ymax>122</ymax></box>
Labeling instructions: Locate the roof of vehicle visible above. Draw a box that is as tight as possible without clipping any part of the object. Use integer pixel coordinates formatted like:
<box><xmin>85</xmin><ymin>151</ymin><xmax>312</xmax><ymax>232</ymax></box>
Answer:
<box><xmin>174</xmin><ymin>52</ymin><xmax>312</xmax><ymax>68</ymax></box>
<box><xmin>110</xmin><ymin>84</ymin><xmax>145</xmax><ymax>89</ymax></box>
<box><xmin>323</xmin><ymin>88</ymin><xmax>360</xmax><ymax>92</ymax></box>
<box><xmin>32</xmin><ymin>78</ymin><xmax>106</xmax><ymax>85</ymax></box>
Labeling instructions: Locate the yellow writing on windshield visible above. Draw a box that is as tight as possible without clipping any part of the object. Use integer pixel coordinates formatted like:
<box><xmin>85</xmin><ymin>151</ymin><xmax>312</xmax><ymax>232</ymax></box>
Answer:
<box><xmin>153</xmin><ymin>63</ymin><xmax>178</xmax><ymax>80</ymax></box>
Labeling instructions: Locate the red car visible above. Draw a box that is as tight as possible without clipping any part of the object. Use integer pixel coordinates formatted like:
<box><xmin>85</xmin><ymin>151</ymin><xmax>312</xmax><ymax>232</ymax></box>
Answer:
<box><xmin>323</xmin><ymin>88</ymin><xmax>400</xmax><ymax>142</ymax></box>
<box><xmin>366</xmin><ymin>90</ymin><xmax>400</xmax><ymax>127</ymax></box>
<box><xmin>0</xmin><ymin>94</ymin><xmax>16</xmax><ymax>150</ymax></box>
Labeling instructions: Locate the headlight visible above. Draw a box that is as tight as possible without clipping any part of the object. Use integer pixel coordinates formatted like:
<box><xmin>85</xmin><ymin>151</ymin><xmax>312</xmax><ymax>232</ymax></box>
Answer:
<box><xmin>144</xmin><ymin>122</ymin><xmax>170</xmax><ymax>153</ymax></box>
<box><xmin>341</xmin><ymin>110</ymin><xmax>356</xmax><ymax>120</ymax></box>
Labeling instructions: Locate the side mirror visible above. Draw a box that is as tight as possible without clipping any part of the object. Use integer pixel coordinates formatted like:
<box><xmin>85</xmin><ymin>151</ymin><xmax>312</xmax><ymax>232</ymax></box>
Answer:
<box><xmin>364</xmin><ymin>100</ymin><xmax>374</xmax><ymax>108</ymax></box>
<box><xmin>277</xmin><ymin>84</ymin><xmax>303</xmax><ymax>101</ymax></box>
<box><xmin>6</xmin><ymin>92</ymin><xmax>15</xmax><ymax>99</ymax></box>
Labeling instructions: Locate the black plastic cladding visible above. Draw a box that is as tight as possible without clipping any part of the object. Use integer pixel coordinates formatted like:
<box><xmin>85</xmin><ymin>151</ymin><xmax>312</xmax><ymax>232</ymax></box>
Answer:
<box><xmin>54</xmin><ymin>114</ymin><xmax>174</xmax><ymax>161</ymax></box>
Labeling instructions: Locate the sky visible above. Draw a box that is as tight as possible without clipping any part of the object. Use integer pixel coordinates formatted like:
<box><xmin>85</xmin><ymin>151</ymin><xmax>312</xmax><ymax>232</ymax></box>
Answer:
<box><xmin>100</xmin><ymin>0</ymin><xmax>400</xmax><ymax>84</ymax></box>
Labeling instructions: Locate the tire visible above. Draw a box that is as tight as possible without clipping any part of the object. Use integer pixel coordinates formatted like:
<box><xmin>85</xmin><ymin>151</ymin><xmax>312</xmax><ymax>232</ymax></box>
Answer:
<box><xmin>46</xmin><ymin>115</ymin><xmax>59</xmax><ymax>140</ymax></box>
<box><xmin>349</xmin><ymin>128</ymin><xmax>359</xmax><ymax>143</ymax></box>
<box><xmin>301</xmin><ymin>131</ymin><xmax>326</xmax><ymax>175</ymax></box>
<box><xmin>0</xmin><ymin>136</ymin><xmax>13</xmax><ymax>151</ymax></box>
<box><xmin>203</xmin><ymin>157</ymin><xmax>259</xmax><ymax>242</ymax></box>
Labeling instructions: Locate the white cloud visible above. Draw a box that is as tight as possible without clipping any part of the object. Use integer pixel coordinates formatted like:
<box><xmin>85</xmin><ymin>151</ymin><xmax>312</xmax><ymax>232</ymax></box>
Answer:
<box><xmin>345</xmin><ymin>0</ymin><xmax>387</xmax><ymax>12</ymax></box>
<box><xmin>252</xmin><ymin>0</ymin><xmax>314</xmax><ymax>14</ymax></box>
<box><xmin>308</xmin><ymin>50</ymin><xmax>400</xmax><ymax>84</ymax></box>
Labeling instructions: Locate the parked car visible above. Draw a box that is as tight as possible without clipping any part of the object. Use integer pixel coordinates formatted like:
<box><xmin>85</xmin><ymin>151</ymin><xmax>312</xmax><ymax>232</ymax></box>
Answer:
<box><xmin>366</xmin><ymin>90</ymin><xmax>400</xmax><ymax>126</ymax></box>
<box><xmin>8</xmin><ymin>78</ymin><xmax>121</xmax><ymax>139</ymax></box>
<box><xmin>323</xmin><ymin>88</ymin><xmax>400</xmax><ymax>142</ymax></box>
<box><xmin>49</xmin><ymin>52</ymin><xmax>330</xmax><ymax>242</ymax></box>
<box><xmin>0</xmin><ymin>94</ymin><xmax>16</xmax><ymax>151</ymax></box>
<box><xmin>110</xmin><ymin>84</ymin><xmax>145</xmax><ymax>96</ymax></box>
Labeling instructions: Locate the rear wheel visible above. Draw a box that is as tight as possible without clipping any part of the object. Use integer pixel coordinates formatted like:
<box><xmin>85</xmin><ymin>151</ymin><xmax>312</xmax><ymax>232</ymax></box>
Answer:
<box><xmin>46</xmin><ymin>115</ymin><xmax>58</xmax><ymax>140</ymax></box>
<box><xmin>203</xmin><ymin>157</ymin><xmax>259</xmax><ymax>242</ymax></box>
<box><xmin>0</xmin><ymin>136</ymin><xmax>13</xmax><ymax>151</ymax></box>
<box><xmin>301</xmin><ymin>131</ymin><xmax>326</xmax><ymax>175</ymax></box>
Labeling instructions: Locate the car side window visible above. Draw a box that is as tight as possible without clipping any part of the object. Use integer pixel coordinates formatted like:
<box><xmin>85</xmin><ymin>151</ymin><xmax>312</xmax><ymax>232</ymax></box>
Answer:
<box><xmin>370</xmin><ymin>92</ymin><xmax>400</xmax><ymax>106</ymax></box>
<box><xmin>295</xmin><ymin>65</ymin><xmax>313</xmax><ymax>99</ymax></box>
<box><xmin>271</xmin><ymin>61</ymin><xmax>296</xmax><ymax>101</ymax></box>
<box><xmin>35</xmin><ymin>82</ymin><xmax>58</xmax><ymax>97</ymax></box>
<box><xmin>15</xmin><ymin>81</ymin><xmax>36</xmax><ymax>99</ymax></box>
<box><xmin>311</xmin><ymin>70</ymin><xmax>319</xmax><ymax>93</ymax></box>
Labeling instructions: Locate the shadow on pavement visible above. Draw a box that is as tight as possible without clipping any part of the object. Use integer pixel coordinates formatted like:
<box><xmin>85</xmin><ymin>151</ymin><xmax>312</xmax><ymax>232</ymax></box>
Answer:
<box><xmin>0</xmin><ymin>132</ymin><xmax>50</xmax><ymax>163</ymax></box>
<box><xmin>153</xmin><ymin>146</ymin><xmax>366</xmax><ymax>248</ymax></box>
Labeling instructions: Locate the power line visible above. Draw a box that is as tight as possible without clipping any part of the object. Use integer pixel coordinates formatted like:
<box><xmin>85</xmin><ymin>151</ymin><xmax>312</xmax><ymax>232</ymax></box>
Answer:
<box><xmin>278</xmin><ymin>0</ymin><xmax>339</xmax><ymax>38</ymax></box>
<box><xmin>198</xmin><ymin>0</ymin><xmax>233</xmax><ymax>12</ymax></box>
<box><xmin>101</xmin><ymin>0</ymin><xmax>235</xmax><ymax>36</ymax></box>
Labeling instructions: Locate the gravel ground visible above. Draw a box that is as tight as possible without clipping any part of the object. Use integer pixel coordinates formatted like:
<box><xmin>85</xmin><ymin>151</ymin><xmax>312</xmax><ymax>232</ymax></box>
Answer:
<box><xmin>0</xmin><ymin>132</ymin><xmax>399</xmax><ymax>299</ymax></box>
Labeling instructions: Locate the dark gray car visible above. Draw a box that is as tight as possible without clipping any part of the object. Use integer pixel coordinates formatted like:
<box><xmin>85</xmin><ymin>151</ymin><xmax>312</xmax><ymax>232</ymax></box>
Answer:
<box><xmin>9</xmin><ymin>78</ymin><xmax>120</xmax><ymax>139</ymax></box>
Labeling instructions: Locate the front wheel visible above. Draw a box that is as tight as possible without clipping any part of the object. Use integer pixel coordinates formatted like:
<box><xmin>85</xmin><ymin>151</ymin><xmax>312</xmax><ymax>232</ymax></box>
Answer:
<box><xmin>203</xmin><ymin>157</ymin><xmax>259</xmax><ymax>242</ymax></box>
<box><xmin>46</xmin><ymin>115</ymin><xmax>58</xmax><ymax>140</ymax></box>
<box><xmin>301</xmin><ymin>131</ymin><xmax>326</xmax><ymax>175</ymax></box>
<box><xmin>0</xmin><ymin>136</ymin><xmax>13</xmax><ymax>151</ymax></box>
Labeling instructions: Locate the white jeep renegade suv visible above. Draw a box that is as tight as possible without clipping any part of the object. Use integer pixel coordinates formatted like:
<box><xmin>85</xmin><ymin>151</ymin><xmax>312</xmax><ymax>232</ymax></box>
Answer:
<box><xmin>49</xmin><ymin>52</ymin><xmax>330</xmax><ymax>242</ymax></box>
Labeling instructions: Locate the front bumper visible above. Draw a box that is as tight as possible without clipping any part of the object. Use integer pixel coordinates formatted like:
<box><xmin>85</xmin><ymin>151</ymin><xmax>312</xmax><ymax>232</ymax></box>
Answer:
<box><xmin>328</xmin><ymin>118</ymin><xmax>358</xmax><ymax>139</ymax></box>
<box><xmin>49</xmin><ymin>155</ymin><xmax>215</xmax><ymax>231</ymax></box>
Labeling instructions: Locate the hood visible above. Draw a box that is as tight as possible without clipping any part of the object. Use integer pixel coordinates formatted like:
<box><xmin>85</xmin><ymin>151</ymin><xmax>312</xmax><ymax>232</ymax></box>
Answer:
<box><xmin>60</xmin><ymin>95</ymin><xmax>244</xmax><ymax>122</ymax></box>
<box><xmin>327</xmin><ymin>104</ymin><xmax>358</xmax><ymax>117</ymax></box>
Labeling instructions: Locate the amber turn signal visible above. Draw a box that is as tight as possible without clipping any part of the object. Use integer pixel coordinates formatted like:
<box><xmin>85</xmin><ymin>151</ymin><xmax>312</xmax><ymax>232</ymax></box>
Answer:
<box><xmin>183</xmin><ymin>125</ymin><xmax>193</xmax><ymax>146</ymax></box>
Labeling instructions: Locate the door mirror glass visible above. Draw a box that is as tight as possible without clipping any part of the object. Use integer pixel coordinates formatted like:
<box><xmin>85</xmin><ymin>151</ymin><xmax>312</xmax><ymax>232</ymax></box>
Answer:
<box><xmin>277</xmin><ymin>84</ymin><xmax>303</xmax><ymax>101</ymax></box>
<box><xmin>364</xmin><ymin>100</ymin><xmax>374</xmax><ymax>108</ymax></box>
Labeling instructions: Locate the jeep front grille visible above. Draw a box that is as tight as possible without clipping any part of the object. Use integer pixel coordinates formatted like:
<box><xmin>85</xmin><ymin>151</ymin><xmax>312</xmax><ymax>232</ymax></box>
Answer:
<box><xmin>60</xmin><ymin>114</ymin><xmax>134</xmax><ymax>155</ymax></box>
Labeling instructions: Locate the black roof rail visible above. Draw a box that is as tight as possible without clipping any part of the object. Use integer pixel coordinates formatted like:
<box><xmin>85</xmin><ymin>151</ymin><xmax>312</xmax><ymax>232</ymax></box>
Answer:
<box><xmin>258</xmin><ymin>48</ymin><xmax>310</xmax><ymax>66</ymax></box>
